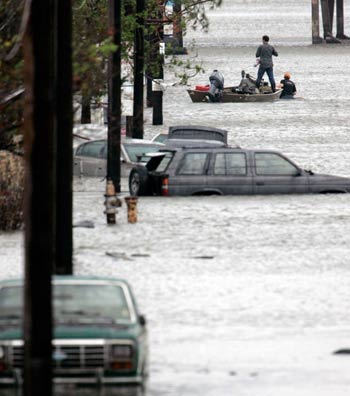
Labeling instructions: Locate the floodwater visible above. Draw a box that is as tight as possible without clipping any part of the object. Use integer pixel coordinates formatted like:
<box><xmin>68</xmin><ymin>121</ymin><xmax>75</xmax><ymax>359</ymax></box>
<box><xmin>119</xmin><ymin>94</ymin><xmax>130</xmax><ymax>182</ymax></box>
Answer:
<box><xmin>1</xmin><ymin>1</ymin><xmax>350</xmax><ymax>395</ymax></box>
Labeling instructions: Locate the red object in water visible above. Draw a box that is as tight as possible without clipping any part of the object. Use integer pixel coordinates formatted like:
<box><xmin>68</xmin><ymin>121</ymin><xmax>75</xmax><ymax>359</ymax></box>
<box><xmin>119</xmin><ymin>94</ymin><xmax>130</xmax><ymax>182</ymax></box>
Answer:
<box><xmin>195</xmin><ymin>85</ymin><xmax>209</xmax><ymax>92</ymax></box>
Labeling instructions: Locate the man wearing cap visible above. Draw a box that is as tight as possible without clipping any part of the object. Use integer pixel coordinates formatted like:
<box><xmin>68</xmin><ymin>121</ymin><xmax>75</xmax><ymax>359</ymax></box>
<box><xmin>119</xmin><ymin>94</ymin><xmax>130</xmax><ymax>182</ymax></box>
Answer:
<box><xmin>279</xmin><ymin>72</ymin><xmax>297</xmax><ymax>99</ymax></box>
<box><xmin>255</xmin><ymin>35</ymin><xmax>278</xmax><ymax>93</ymax></box>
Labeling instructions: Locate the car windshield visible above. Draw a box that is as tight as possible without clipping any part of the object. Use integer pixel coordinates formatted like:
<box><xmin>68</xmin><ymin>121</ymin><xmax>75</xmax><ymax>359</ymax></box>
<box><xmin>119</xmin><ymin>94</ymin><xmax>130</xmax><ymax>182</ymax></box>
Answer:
<box><xmin>152</xmin><ymin>134</ymin><xmax>168</xmax><ymax>143</ymax></box>
<box><xmin>124</xmin><ymin>143</ymin><xmax>163</xmax><ymax>162</ymax></box>
<box><xmin>0</xmin><ymin>283</ymin><xmax>133</xmax><ymax>325</ymax></box>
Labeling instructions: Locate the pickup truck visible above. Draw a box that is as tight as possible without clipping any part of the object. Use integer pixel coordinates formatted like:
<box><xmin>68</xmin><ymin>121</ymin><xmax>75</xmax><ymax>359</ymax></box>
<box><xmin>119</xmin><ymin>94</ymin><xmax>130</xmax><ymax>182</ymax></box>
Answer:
<box><xmin>0</xmin><ymin>276</ymin><xmax>148</xmax><ymax>386</ymax></box>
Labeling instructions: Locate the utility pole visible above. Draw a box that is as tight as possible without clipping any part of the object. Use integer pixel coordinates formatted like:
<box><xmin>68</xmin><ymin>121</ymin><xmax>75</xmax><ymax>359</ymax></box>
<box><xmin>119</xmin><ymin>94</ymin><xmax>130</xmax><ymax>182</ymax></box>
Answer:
<box><xmin>107</xmin><ymin>0</ymin><xmax>122</xmax><ymax>193</ymax></box>
<box><xmin>133</xmin><ymin>0</ymin><xmax>145</xmax><ymax>139</ymax></box>
<box><xmin>55</xmin><ymin>0</ymin><xmax>73</xmax><ymax>275</ymax></box>
<box><xmin>23</xmin><ymin>0</ymin><xmax>55</xmax><ymax>394</ymax></box>
<box><xmin>173</xmin><ymin>0</ymin><xmax>187</xmax><ymax>54</ymax></box>
<box><xmin>152</xmin><ymin>5</ymin><xmax>164</xmax><ymax>126</ymax></box>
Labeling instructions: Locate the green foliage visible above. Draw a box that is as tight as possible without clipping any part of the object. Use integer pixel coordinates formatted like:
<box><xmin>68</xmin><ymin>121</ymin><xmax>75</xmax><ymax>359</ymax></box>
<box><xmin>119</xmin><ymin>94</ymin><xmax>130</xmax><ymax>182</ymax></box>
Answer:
<box><xmin>0</xmin><ymin>0</ymin><xmax>24</xmax><ymax>148</ymax></box>
<box><xmin>0</xmin><ymin>0</ymin><xmax>222</xmax><ymax>132</ymax></box>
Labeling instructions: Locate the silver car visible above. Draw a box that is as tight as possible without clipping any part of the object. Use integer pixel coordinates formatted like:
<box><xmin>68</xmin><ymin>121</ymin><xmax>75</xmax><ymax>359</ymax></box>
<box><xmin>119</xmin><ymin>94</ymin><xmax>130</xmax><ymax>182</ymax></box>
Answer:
<box><xmin>73</xmin><ymin>138</ymin><xmax>165</xmax><ymax>178</ymax></box>
<box><xmin>129</xmin><ymin>146</ymin><xmax>350</xmax><ymax>196</ymax></box>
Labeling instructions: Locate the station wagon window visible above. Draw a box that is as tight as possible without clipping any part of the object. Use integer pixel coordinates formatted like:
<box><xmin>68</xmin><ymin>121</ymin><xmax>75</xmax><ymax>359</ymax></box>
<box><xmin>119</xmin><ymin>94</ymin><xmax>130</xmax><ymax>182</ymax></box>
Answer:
<box><xmin>177</xmin><ymin>153</ymin><xmax>208</xmax><ymax>175</ymax></box>
<box><xmin>255</xmin><ymin>153</ymin><xmax>299</xmax><ymax>176</ymax></box>
<box><xmin>155</xmin><ymin>153</ymin><xmax>173</xmax><ymax>172</ymax></box>
<box><xmin>214</xmin><ymin>153</ymin><xmax>247</xmax><ymax>176</ymax></box>
<box><xmin>76</xmin><ymin>141</ymin><xmax>105</xmax><ymax>158</ymax></box>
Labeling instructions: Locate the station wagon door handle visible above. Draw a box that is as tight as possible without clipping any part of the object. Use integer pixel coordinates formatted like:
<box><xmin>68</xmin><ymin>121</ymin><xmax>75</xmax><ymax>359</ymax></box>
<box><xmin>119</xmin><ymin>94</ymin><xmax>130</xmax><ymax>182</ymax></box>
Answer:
<box><xmin>256</xmin><ymin>182</ymin><xmax>265</xmax><ymax>186</ymax></box>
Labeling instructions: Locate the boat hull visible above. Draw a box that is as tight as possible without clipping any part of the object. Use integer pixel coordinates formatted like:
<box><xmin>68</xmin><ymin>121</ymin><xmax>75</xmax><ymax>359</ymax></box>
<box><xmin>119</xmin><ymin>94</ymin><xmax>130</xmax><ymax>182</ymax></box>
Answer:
<box><xmin>187</xmin><ymin>88</ymin><xmax>282</xmax><ymax>103</ymax></box>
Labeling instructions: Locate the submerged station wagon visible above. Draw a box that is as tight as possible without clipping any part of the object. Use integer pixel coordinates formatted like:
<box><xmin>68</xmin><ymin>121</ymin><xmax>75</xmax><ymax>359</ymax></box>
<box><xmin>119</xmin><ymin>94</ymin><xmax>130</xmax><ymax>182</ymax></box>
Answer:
<box><xmin>129</xmin><ymin>147</ymin><xmax>350</xmax><ymax>196</ymax></box>
<box><xmin>0</xmin><ymin>276</ymin><xmax>148</xmax><ymax>386</ymax></box>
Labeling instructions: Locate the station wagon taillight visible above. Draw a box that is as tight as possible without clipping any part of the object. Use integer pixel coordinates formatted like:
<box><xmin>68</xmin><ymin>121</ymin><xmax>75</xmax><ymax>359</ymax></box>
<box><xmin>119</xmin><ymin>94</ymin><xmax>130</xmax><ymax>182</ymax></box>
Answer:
<box><xmin>161</xmin><ymin>177</ymin><xmax>169</xmax><ymax>196</ymax></box>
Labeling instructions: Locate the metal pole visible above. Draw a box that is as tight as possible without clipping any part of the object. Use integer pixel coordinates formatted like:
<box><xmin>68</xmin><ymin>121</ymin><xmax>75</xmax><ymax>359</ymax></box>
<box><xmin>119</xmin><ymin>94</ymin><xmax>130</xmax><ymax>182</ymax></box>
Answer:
<box><xmin>152</xmin><ymin>11</ymin><xmax>164</xmax><ymax>126</ymax></box>
<box><xmin>133</xmin><ymin>0</ymin><xmax>145</xmax><ymax>139</ymax></box>
<box><xmin>107</xmin><ymin>0</ymin><xmax>122</xmax><ymax>194</ymax></box>
<box><xmin>55</xmin><ymin>0</ymin><xmax>73</xmax><ymax>275</ymax></box>
<box><xmin>23</xmin><ymin>0</ymin><xmax>55</xmax><ymax>394</ymax></box>
<box><xmin>312</xmin><ymin>0</ymin><xmax>323</xmax><ymax>43</ymax></box>
<box><xmin>173</xmin><ymin>0</ymin><xmax>186</xmax><ymax>53</ymax></box>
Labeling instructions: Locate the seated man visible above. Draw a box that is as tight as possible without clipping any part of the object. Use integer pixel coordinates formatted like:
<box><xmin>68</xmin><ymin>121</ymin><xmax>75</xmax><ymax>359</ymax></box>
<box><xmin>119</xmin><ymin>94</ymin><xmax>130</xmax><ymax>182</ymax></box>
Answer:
<box><xmin>279</xmin><ymin>72</ymin><xmax>297</xmax><ymax>99</ymax></box>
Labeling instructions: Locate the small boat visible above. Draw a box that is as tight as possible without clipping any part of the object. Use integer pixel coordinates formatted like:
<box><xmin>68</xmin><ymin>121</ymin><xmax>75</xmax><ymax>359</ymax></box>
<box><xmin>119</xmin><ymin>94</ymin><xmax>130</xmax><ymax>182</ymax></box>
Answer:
<box><xmin>187</xmin><ymin>70</ymin><xmax>282</xmax><ymax>103</ymax></box>
<box><xmin>187</xmin><ymin>87</ymin><xmax>282</xmax><ymax>103</ymax></box>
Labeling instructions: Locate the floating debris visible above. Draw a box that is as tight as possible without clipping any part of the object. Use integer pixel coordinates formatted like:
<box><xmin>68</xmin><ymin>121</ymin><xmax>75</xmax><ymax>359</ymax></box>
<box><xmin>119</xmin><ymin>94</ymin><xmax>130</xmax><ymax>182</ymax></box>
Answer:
<box><xmin>73</xmin><ymin>220</ymin><xmax>95</xmax><ymax>228</ymax></box>
<box><xmin>229</xmin><ymin>371</ymin><xmax>237</xmax><ymax>376</ymax></box>
<box><xmin>106</xmin><ymin>252</ymin><xmax>133</xmax><ymax>261</ymax></box>
<box><xmin>192</xmin><ymin>255</ymin><xmax>214</xmax><ymax>259</ymax></box>
<box><xmin>131</xmin><ymin>253</ymin><xmax>151</xmax><ymax>258</ymax></box>
<box><xmin>333</xmin><ymin>348</ymin><xmax>350</xmax><ymax>355</ymax></box>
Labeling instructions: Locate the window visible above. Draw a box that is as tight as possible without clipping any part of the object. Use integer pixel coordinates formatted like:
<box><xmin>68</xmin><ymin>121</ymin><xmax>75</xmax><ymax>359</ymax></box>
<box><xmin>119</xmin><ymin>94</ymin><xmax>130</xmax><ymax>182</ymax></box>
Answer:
<box><xmin>76</xmin><ymin>141</ymin><xmax>105</xmax><ymax>158</ymax></box>
<box><xmin>155</xmin><ymin>153</ymin><xmax>173</xmax><ymax>172</ymax></box>
<box><xmin>214</xmin><ymin>153</ymin><xmax>247</xmax><ymax>176</ymax></box>
<box><xmin>101</xmin><ymin>143</ymin><xmax>108</xmax><ymax>159</ymax></box>
<box><xmin>124</xmin><ymin>144</ymin><xmax>163</xmax><ymax>162</ymax></box>
<box><xmin>0</xmin><ymin>284</ymin><xmax>133</xmax><ymax>324</ymax></box>
<box><xmin>54</xmin><ymin>284</ymin><xmax>132</xmax><ymax>323</ymax></box>
<box><xmin>255</xmin><ymin>153</ymin><xmax>299</xmax><ymax>176</ymax></box>
<box><xmin>177</xmin><ymin>153</ymin><xmax>208</xmax><ymax>175</ymax></box>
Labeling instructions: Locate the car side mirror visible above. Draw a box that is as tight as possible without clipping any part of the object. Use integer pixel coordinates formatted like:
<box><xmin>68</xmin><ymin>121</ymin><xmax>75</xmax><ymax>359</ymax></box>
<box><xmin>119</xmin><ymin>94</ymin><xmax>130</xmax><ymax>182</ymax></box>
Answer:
<box><xmin>139</xmin><ymin>314</ymin><xmax>146</xmax><ymax>326</ymax></box>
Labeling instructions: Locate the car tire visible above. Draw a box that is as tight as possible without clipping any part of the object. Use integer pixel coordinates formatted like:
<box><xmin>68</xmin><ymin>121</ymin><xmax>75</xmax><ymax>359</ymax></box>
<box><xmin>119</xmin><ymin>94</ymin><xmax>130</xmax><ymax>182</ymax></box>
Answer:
<box><xmin>129</xmin><ymin>168</ymin><xmax>149</xmax><ymax>196</ymax></box>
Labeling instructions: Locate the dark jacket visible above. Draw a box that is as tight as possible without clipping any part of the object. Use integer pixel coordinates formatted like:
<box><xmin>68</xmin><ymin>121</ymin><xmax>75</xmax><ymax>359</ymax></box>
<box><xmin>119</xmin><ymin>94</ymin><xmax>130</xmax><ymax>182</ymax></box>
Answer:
<box><xmin>256</xmin><ymin>43</ymin><xmax>278</xmax><ymax>68</ymax></box>
<box><xmin>280</xmin><ymin>79</ymin><xmax>296</xmax><ymax>97</ymax></box>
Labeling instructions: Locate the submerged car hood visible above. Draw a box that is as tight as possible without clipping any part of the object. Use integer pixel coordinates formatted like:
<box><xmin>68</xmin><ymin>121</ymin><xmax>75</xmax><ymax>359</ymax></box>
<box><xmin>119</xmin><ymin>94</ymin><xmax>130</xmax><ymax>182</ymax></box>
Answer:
<box><xmin>309</xmin><ymin>172</ymin><xmax>350</xmax><ymax>182</ymax></box>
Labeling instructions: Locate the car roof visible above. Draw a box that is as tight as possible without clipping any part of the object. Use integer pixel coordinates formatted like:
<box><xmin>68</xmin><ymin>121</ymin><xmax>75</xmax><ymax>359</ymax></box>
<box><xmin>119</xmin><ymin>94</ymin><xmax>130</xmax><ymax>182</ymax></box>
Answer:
<box><xmin>76</xmin><ymin>138</ymin><xmax>165</xmax><ymax>146</ymax></box>
<box><xmin>122</xmin><ymin>138</ymin><xmax>164</xmax><ymax>145</ymax></box>
<box><xmin>149</xmin><ymin>146</ymin><xmax>285</xmax><ymax>153</ymax></box>
<box><xmin>164</xmin><ymin>138</ymin><xmax>228</xmax><ymax>148</ymax></box>
<box><xmin>168</xmin><ymin>125</ymin><xmax>228</xmax><ymax>144</ymax></box>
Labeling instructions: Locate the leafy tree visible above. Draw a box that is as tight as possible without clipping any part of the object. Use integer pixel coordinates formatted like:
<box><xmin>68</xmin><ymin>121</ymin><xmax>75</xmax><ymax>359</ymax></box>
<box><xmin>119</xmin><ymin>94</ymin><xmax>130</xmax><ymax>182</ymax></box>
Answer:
<box><xmin>0</xmin><ymin>0</ymin><xmax>222</xmax><ymax>141</ymax></box>
<box><xmin>0</xmin><ymin>0</ymin><xmax>24</xmax><ymax>149</ymax></box>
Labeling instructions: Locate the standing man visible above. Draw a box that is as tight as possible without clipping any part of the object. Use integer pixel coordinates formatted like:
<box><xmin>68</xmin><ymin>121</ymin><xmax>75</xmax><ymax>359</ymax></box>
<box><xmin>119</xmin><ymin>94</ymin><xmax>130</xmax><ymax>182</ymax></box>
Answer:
<box><xmin>255</xmin><ymin>35</ymin><xmax>278</xmax><ymax>92</ymax></box>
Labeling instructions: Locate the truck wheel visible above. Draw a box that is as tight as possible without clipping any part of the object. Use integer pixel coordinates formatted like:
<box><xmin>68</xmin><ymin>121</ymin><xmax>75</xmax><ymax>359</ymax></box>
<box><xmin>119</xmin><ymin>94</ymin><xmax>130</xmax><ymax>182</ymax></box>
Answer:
<box><xmin>129</xmin><ymin>168</ymin><xmax>149</xmax><ymax>196</ymax></box>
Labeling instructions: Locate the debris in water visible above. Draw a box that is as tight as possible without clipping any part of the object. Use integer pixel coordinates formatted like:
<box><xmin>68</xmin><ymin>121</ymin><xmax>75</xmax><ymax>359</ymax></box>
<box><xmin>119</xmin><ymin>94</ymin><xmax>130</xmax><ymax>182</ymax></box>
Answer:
<box><xmin>333</xmin><ymin>348</ymin><xmax>350</xmax><ymax>355</ymax></box>
<box><xmin>106</xmin><ymin>252</ymin><xmax>133</xmax><ymax>261</ymax></box>
<box><xmin>73</xmin><ymin>220</ymin><xmax>95</xmax><ymax>228</ymax></box>
<box><xmin>192</xmin><ymin>255</ymin><xmax>214</xmax><ymax>259</ymax></box>
<box><xmin>131</xmin><ymin>253</ymin><xmax>151</xmax><ymax>258</ymax></box>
